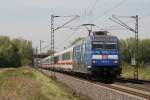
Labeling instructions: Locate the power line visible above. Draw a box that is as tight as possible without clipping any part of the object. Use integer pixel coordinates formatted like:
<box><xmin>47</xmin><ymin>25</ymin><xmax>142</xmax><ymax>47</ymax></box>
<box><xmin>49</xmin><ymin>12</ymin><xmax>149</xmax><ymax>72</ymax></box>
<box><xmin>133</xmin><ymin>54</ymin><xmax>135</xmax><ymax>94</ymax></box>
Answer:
<box><xmin>54</xmin><ymin>15</ymin><xmax>80</xmax><ymax>31</ymax></box>
<box><xmin>91</xmin><ymin>0</ymin><xmax>127</xmax><ymax>23</ymax></box>
<box><xmin>81</xmin><ymin>0</ymin><xmax>100</xmax><ymax>24</ymax></box>
<box><xmin>55</xmin><ymin>14</ymin><xmax>91</xmax><ymax>51</ymax></box>
<box><xmin>54</xmin><ymin>0</ymin><xmax>107</xmax><ymax>50</ymax></box>
<box><xmin>54</xmin><ymin>17</ymin><xmax>84</xmax><ymax>50</ymax></box>
<box><xmin>56</xmin><ymin>27</ymin><xmax>81</xmax><ymax>50</ymax></box>
<box><xmin>110</xmin><ymin>13</ymin><xmax>150</xmax><ymax>26</ymax></box>
<box><xmin>57</xmin><ymin>17</ymin><xmax>92</xmax><ymax>48</ymax></box>
<box><xmin>88</xmin><ymin>0</ymin><xmax>99</xmax><ymax>15</ymax></box>
<box><xmin>109</xmin><ymin>15</ymin><xmax>139</xmax><ymax>80</ymax></box>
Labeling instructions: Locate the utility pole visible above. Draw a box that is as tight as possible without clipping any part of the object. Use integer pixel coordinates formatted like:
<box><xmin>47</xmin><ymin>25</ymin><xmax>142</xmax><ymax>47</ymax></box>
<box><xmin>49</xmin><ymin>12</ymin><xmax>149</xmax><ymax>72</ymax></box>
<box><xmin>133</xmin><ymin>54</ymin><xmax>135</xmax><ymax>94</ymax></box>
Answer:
<box><xmin>40</xmin><ymin>40</ymin><xmax>42</xmax><ymax>67</ymax></box>
<box><xmin>40</xmin><ymin>40</ymin><xmax>41</xmax><ymax>55</ymax></box>
<box><xmin>134</xmin><ymin>15</ymin><xmax>139</xmax><ymax>80</ymax></box>
<box><xmin>34</xmin><ymin>46</ymin><xmax>38</xmax><ymax>67</ymax></box>
<box><xmin>40</xmin><ymin>40</ymin><xmax>45</xmax><ymax>54</ymax></box>
<box><xmin>50</xmin><ymin>15</ymin><xmax>79</xmax><ymax>77</ymax></box>
<box><xmin>51</xmin><ymin>15</ymin><xmax>55</xmax><ymax>77</ymax></box>
<box><xmin>109</xmin><ymin>15</ymin><xmax>139</xmax><ymax>80</ymax></box>
<box><xmin>40</xmin><ymin>40</ymin><xmax>45</xmax><ymax>67</ymax></box>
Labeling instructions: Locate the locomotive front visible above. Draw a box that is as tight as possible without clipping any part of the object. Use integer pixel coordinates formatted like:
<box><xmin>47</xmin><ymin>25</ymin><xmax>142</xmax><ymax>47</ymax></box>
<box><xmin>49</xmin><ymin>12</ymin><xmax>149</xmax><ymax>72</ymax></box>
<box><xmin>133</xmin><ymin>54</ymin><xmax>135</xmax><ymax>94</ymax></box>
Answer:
<box><xmin>88</xmin><ymin>35</ymin><xmax>122</xmax><ymax>77</ymax></box>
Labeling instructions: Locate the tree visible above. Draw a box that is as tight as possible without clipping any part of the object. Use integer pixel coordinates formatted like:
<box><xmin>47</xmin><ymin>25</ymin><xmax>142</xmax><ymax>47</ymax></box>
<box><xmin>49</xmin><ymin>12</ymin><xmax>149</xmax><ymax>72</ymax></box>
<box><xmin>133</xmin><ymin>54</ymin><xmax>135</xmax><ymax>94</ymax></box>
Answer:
<box><xmin>0</xmin><ymin>36</ymin><xmax>21</xmax><ymax>67</ymax></box>
<box><xmin>140</xmin><ymin>39</ymin><xmax>150</xmax><ymax>64</ymax></box>
<box><xmin>0</xmin><ymin>36</ymin><xmax>34</xmax><ymax>67</ymax></box>
<box><xmin>120</xmin><ymin>38</ymin><xmax>150</xmax><ymax>65</ymax></box>
<box><xmin>12</xmin><ymin>38</ymin><xmax>34</xmax><ymax>66</ymax></box>
<box><xmin>9</xmin><ymin>42</ymin><xmax>21</xmax><ymax>67</ymax></box>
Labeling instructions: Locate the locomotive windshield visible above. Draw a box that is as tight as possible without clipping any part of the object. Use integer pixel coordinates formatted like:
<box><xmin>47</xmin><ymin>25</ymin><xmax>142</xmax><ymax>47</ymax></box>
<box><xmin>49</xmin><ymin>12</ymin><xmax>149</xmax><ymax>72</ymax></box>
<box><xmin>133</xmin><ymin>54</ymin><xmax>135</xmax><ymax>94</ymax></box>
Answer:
<box><xmin>92</xmin><ymin>42</ymin><xmax>117</xmax><ymax>50</ymax></box>
<box><xmin>92</xmin><ymin>42</ymin><xmax>104</xmax><ymax>50</ymax></box>
<box><xmin>105</xmin><ymin>43</ymin><xmax>117</xmax><ymax>50</ymax></box>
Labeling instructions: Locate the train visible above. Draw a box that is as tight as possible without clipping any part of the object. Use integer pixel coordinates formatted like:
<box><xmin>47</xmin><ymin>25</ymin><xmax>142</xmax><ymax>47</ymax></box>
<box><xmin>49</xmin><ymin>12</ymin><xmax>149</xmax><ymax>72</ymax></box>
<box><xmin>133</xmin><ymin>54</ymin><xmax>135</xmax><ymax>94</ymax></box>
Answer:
<box><xmin>40</xmin><ymin>31</ymin><xmax>122</xmax><ymax>79</ymax></box>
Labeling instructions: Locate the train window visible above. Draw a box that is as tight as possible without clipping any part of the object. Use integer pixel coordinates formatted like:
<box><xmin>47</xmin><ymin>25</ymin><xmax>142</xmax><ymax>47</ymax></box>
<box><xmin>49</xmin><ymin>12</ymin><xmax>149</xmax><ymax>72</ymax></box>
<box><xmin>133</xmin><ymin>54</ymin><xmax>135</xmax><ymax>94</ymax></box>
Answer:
<box><xmin>105</xmin><ymin>43</ymin><xmax>117</xmax><ymax>50</ymax></box>
<box><xmin>92</xmin><ymin>42</ymin><xmax>104</xmax><ymax>50</ymax></box>
<box><xmin>82</xmin><ymin>43</ymin><xmax>86</xmax><ymax>61</ymax></box>
<box><xmin>74</xmin><ymin>45</ymin><xmax>81</xmax><ymax>63</ymax></box>
<box><xmin>68</xmin><ymin>52</ymin><xmax>71</xmax><ymax>59</ymax></box>
<box><xmin>62</xmin><ymin>53</ymin><xmax>66</xmax><ymax>60</ymax></box>
<box><xmin>62</xmin><ymin>52</ymin><xmax>71</xmax><ymax>60</ymax></box>
<box><xmin>70</xmin><ymin>51</ymin><xmax>73</xmax><ymax>60</ymax></box>
<box><xmin>73</xmin><ymin>48</ymin><xmax>76</xmax><ymax>61</ymax></box>
<box><xmin>54</xmin><ymin>56</ymin><xmax>59</xmax><ymax>63</ymax></box>
<box><xmin>66</xmin><ymin>52</ymin><xmax>70</xmax><ymax>60</ymax></box>
<box><xmin>59</xmin><ymin>55</ymin><xmax>62</xmax><ymax>61</ymax></box>
<box><xmin>92</xmin><ymin>42</ymin><xmax>117</xmax><ymax>50</ymax></box>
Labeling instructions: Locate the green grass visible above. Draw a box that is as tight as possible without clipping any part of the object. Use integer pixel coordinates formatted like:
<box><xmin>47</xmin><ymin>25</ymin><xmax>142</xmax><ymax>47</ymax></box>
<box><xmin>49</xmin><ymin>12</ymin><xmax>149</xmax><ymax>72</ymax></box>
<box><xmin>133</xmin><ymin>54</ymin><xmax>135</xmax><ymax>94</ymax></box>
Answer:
<box><xmin>0</xmin><ymin>67</ymin><xmax>90</xmax><ymax>100</ymax></box>
<box><xmin>0</xmin><ymin>69</ymin><xmax>35</xmax><ymax>79</ymax></box>
<box><xmin>121</xmin><ymin>64</ymin><xmax>150</xmax><ymax>81</ymax></box>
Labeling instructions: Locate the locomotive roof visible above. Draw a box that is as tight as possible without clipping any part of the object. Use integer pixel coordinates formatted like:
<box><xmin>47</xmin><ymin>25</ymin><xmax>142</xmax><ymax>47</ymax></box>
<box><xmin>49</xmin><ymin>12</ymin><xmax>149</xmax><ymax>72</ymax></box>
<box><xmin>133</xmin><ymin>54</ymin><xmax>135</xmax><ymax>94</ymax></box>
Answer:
<box><xmin>73</xmin><ymin>35</ymin><xmax>118</xmax><ymax>46</ymax></box>
<box><xmin>41</xmin><ymin>47</ymin><xmax>73</xmax><ymax>61</ymax></box>
<box><xmin>90</xmin><ymin>35</ymin><xmax>117</xmax><ymax>38</ymax></box>
<box><xmin>54</xmin><ymin>47</ymin><xmax>73</xmax><ymax>56</ymax></box>
<box><xmin>89</xmin><ymin>35</ymin><xmax>118</xmax><ymax>41</ymax></box>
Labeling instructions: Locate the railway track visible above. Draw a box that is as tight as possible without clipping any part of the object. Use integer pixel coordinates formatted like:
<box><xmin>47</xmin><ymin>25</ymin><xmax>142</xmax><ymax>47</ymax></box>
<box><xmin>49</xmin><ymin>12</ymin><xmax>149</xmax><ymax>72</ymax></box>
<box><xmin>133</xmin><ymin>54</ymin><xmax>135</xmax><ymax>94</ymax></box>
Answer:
<box><xmin>66</xmin><ymin>72</ymin><xmax>150</xmax><ymax>99</ymax></box>
<box><xmin>94</xmin><ymin>82</ymin><xmax>150</xmax><ymax>99</ymax></box>
<box><xmin>83</xmin><ymin>77</ymin><xmax>150</xmax><ymax>99</ymax></box>
<box><xmin>114</xmin><ymin>80</ymin><xmax>150</xmax><ymax>92</ymax></box>
<box><xmin>38</xmin><ymin>68</ymin><xmax>150</xmax><ymax>100</ymax></box>
<box><xmin>90</xmin><ymin>77</ymin><xmax>150</xmax><ymax>99</ymax></box>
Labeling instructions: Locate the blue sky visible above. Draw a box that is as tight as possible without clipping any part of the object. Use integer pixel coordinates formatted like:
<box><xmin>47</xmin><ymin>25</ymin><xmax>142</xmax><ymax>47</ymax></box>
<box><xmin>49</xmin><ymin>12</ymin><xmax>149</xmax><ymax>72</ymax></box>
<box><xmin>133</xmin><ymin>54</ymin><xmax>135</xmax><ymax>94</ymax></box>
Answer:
<box><xmin>0</xmin><ymin>0</ymin><xmax>150</xmax><ymax>52</ymax></box>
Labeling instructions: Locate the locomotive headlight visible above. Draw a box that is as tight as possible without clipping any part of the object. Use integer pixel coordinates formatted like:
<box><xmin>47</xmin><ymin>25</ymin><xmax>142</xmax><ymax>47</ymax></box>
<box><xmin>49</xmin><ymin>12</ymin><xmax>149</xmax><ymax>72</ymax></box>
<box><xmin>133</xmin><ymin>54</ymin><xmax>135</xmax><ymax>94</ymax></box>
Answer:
<box><xmin>88</xmin><ymin>66</ymin><xmax>91</xmax><ymax>68</ymax></box>
<box><xmin>92</xmin><ymin>60</ymin><xmax>96</xmax><ymax>64</ymax></box>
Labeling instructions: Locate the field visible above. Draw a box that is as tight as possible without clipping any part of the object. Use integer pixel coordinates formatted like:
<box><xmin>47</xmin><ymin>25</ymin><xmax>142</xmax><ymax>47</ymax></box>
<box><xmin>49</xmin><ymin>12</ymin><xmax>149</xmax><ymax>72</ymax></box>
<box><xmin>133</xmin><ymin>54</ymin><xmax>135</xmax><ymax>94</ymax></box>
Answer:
<box><xmin>0</xmin><ymin>67</ymin><xmax>89</xmax><ymax>100</ymax></box>
<box><xmin>121</xmin><ymin>65</ymin><xmax>150</xmax><ymax>81</ymax></box>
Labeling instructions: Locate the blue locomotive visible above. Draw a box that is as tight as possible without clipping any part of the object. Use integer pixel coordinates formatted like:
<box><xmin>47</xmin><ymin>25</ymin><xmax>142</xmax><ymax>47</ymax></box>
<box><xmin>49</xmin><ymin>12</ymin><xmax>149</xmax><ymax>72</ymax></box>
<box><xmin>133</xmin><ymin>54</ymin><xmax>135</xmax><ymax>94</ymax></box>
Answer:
<box><xmin>41</xmin><ymin>31</ymin><xmax>122</xmax><ymax>79</ymax></box>
<box><xmin>73</xmin><ymin>31</ymin><xmax>121</xmax><ymax>78</ymax></box>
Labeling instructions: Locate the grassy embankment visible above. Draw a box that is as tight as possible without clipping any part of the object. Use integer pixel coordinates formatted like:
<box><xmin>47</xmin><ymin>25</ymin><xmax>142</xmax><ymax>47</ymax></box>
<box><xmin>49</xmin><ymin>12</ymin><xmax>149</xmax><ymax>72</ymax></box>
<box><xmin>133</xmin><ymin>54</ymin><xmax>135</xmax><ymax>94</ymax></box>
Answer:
<box><xmin>121</xmin><ymin>64</ymin><xmax>150</xmax><ymax>81</ymax></box>
<box><xmin>0</xmin><ymin>67</ymin><xmax>89</xmax><ymax>100</ymax></box>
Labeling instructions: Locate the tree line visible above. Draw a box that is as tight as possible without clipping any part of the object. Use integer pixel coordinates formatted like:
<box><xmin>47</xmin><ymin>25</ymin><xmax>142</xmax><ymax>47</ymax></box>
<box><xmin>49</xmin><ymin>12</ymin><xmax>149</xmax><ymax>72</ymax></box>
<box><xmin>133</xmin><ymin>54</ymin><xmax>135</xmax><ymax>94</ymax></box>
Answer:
<box><xmin>120</xmin><ymin>38</ymin><xmax>150</xmax><ymax>66</ymax></box>
<box><xmin>0</xmin><ymin>36</ymin><xmax>34</xmax><ymax>68</ymax></box>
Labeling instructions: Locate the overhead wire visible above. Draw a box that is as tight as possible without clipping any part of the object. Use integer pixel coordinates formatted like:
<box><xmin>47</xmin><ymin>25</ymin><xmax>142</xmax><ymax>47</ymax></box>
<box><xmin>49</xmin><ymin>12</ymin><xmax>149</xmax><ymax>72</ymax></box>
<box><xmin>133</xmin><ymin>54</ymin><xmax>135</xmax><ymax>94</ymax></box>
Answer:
<box><xmin>82</xmin><ymin>0</ymin><xmax>101</xmax><ymax>24</ymax></box>
<box><xmin>56</xmin><ymin>28</ymin><xmax>81</xmax><ymax>51</ymax></box>
<box><xmin>87</xmin><ymin>0</ymin><xmax>150</xmax><ymax>32</ymax></box>
<box><xmin>54</xmin><ymin>0</ymin><xmax>98</xmax><ymax>49</ymax></box>
<box><xmin>87</xmin><ymin>0</ymin><xmax>99</xmax><ymax>16</ymax></box>
<box><xmin>49</xmin><ymin>15</ymin><xmax>82</xmax><ymax>51</ymax></box>
<box><xmin>105</xmin><ymin>3</ymin><xmax>150</xmax><ymax>29</ymax></box>
<box><xmin>54</xmin><ymin>0</ymin><xmax>127</xmax><ymax>51</ymax></box>
<box><xmin>55</xmin><ymin>0</ymin><xmax>99</xmax><ymax>51</ymax></box>
<box><xmin>93</xmin><ymin>1</ymin><xmax>150</xmax><ymax>38</ymax></box>
<box><xmin>108</xmin><ymin>13</ymin><xmax>150</xmax><ymax>29</ymax></box>
<box><xmin>91</xmin><ymin>0</ymin><xmax>127</xmax><ymax>23</ymax></box>
<box><xmin>56</xmin><ymin>15</ymin><xmax>94</xmax><ymax>51</ymax></box>
<box><xmin>55</xmin><ymin>17</ymin><xmax>84</xmax><ymax>51</ymax></box>
<box><xmin>47</xmin><ymin>1</ymin><xmax>150</xmax><ymax>53</ymax></box>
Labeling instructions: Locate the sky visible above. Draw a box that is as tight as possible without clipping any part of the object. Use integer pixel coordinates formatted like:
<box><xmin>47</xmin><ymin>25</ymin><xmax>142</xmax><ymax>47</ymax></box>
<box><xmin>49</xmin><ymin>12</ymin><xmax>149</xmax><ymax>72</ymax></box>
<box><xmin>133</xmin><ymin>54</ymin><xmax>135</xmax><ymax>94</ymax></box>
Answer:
<box><xmin>0</xmin><ymin>0</ymin><xmax>150</xmax><ymax>52</ymax></box>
